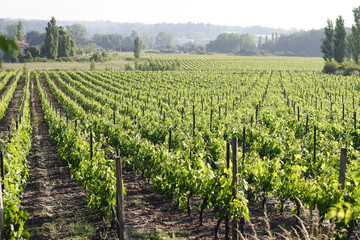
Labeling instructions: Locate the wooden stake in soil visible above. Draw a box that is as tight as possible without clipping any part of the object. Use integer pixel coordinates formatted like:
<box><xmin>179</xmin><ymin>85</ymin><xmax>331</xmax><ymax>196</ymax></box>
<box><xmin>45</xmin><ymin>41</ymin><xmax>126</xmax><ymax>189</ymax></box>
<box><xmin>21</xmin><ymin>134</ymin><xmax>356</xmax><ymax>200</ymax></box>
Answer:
<box><xmin>8</xmin><ymin>126</ymin><xmax>11</xmax><ymax>142</ymax></box>
<box><xmin>354</xmin><ymin>112</ymin><xmax>357</xmax><ymax>130</ymax></box>
<box><xmin>231</xmin><ymin>137</ymin><xmax>239</xmax><ymax>240</ymax></box>
<box><xmin>225</xmin><ymin>140</ymin><xmax>230</xmax><ymax>240</ymax></box>
<box><xmin>338</xmin><ymin>148</ymin><xmax>347</xmax><ymax>189</ymax></box>
<box><xmin>193</xmin><ymin>105</ymin><xmax>195</xmax><ymax>138</ymax></box>
<box><xmin>115</xmin><ymin>149</ymin><xmax>126</xmax><ymax>240</ymax></box>
<box><xmin>242</xmin><ymin>127</ymin><xmax>246</xmax><ymax>162</ymax></box>
<box><xmin>313</xmin><ymin>125</ymin><xmax>316</xmax><ymax>162</ymax></box>
<box><xmin>0</xmin><ymin>176</ymin><xmax>4</xmax><ymax>240</ymax></box>
<box><xmin>168</xmin><ymin>128</ymin><xmax>172</xmax><ymax>152</ymax></box>
<box><xmin>113</xmin><ymin>109</ymin><xmax>116</xmax><ymax>125</ymax></box>
<box><xmin>90</xmin><ymin>129</ymin><xmax>93</xmax><ymax>160</ymax></box>
<box><xmin>297</xmin><ymin>106</ymin><xmax>300</xmax><ymax>121</ymax></box>
<box><xmin>225</xmin><ymin>102</ymin><xmax>227</xmax><ymax>117</ymax></box>
<box><xmin>305</xmin><ymin>115</ymin><xmax>309</xmax><ymax>136</ymax></box>
<box><xmin>0</xmin><ymin>150</ymin><xmax>4</xmax><ymax>191</ymax></box>
<box><xmin>255</xmin><ymin>105</ymin><xmax>258</xmax><ymax>123</ymax></box>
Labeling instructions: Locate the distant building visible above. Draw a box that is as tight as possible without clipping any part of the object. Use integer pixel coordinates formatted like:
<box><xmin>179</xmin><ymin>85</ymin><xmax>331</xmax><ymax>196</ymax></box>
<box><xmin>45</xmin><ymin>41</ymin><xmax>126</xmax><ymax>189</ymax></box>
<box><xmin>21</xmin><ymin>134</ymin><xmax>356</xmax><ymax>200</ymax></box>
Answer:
<box><xmin>17</xmin><ymin>41</ymin><xmax>30</xmax><ymax>55</ymax></box>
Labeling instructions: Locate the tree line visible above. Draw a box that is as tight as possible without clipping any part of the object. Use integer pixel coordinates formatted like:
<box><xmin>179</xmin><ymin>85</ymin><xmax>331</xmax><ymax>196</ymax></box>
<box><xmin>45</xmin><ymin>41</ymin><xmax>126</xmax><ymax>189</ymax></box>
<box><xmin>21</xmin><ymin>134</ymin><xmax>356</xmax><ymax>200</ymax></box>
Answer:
<box><xmin>320</xmin><ymin>6</ymin><xmax>360</xmax><ymax>74</ymax></box>
<box><xmin>2</xmin><ymin>17</ymin><xmax>75</xmax><ymax>62</ymax></box>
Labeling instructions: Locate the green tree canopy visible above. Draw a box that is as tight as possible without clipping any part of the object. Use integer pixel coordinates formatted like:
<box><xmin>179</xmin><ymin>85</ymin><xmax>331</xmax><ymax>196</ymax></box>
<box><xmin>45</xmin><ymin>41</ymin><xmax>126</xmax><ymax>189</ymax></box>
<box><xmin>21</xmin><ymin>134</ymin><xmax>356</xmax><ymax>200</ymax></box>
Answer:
<box><xmin>66</xmin><ymin>24</ymin><xmax>88</xmax><ymax>45</ymax></box>
<box><xmin>93</xmin><ymin>33</ymin><xmax>122</xmax><ymax>50</ymax></box>
<box><xmin>155</xmin><ymin>32</ymin><xmax>174</xmax><ymax>49</ymax></box>
<box><xmin>348</xmin><ymin>6</ymin><xmax>360</xmax><ymax>63</ymax></box>
<box><xmin>26</xmin><ymin>31</ymin><xmax>46</xmax><ymax>46</ymax></box>
<box><xmin>121</xmin><ymin>31</ymin><xmax>138</xmax><ymax>52</ymax></box>
<box><xmin>42</xmin><ymin>17</ymin><xmax>59</xmax><ymax>59</ymax></box>
<box><xmin>16</xmin><ymin>21</ymin><xmax>25</xmax><ymax>41</ymax></box>
<box><xmin>333</xmin><ymin>15</ymin><xmax>346</xmax><ymax>63</ymax></box>
<box><xmin>206</xmin><ymin>33</ymin><xmax>257</xmax><ymax>55</ymax></box>
<box><xmin>58</xmin><ymin>26</ymin><xmax>75</xmax><ymax>58</ymax></box>
<box><xmin>0</xmin><ymin>35</ymin><xmax>18</xmax><ymax>67</ymax></box>
<box><xmin>321</xmin><ymin>19</ymin><xmax>334</xmax><ymax>61</ymax></box>
<box><xmin>5</xmin><ymin>24</ymin><xmax>17</xmax><ymax>39</ymax></box>
<box><xmin>133</xmin><ymin>36</ymin><xmax>142</xmax><ymax>58</ymax></box>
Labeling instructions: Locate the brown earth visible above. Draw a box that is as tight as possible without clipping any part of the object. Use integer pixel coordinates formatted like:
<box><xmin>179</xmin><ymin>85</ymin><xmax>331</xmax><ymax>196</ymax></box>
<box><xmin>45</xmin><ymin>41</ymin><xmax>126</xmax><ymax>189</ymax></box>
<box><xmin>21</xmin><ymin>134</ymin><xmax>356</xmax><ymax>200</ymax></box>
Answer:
<box><xmin>0</xmin><ymin>76</ymin><xmax>25</xmax><ymax>137</ymax></box>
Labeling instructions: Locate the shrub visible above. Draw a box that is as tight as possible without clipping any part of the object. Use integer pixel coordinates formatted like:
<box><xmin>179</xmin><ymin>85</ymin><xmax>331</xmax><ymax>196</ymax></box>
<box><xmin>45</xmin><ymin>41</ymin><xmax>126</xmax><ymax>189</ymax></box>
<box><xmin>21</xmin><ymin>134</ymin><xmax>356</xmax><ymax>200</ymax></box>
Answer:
<box><xmin>125</xmin><ymin>63</ymin><xmax>133</xmax><ymax>71</ymax></box>
<box><xmin>322</xmin><ymin>61</ymin><xmax>340</xmax><ymax>74</ymax></box>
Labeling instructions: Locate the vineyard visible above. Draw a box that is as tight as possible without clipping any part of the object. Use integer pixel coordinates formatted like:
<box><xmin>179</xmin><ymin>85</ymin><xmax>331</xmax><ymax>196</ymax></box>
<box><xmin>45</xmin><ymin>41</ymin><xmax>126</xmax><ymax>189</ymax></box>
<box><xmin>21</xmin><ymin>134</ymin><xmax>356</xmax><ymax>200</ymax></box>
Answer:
<box><xmin>0</xmin><ymin>56</ymin><xmax>359</xmax><ymax>239</ymax></box>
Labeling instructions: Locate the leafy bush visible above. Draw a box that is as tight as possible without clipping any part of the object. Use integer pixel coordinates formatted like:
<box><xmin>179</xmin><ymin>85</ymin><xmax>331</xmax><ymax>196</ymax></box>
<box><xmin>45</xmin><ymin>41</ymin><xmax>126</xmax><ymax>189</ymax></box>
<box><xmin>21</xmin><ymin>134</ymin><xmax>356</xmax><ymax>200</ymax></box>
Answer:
<box><xmin>322</xmin><ymin>61</ymin><xmax>340</xmax><ymax>74</ymax></box>
<box><xmin>125</xmin><ymin>63</ymin><xmax>133</xmax><ymax>71</ymax></box>
<box><xmin>90</xmin><ymin>52</ymin><xmax>103</xmax><ymax>62</ymax></box>
<box><xmin>322</xmin><ymin>60</ymin><xmax>360</xmax><ymax>75</ymax></box>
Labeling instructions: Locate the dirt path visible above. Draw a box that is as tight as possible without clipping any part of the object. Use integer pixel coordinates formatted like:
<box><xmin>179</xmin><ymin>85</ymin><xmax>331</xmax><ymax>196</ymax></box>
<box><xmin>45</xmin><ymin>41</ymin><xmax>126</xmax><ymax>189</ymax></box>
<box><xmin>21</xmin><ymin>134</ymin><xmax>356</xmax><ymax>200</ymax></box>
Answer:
<box><xmin>123</xmin><ymin>172</ymin><xmax>220</xmax><ymax>239</ymax></box>
<box><xmin>0</xmin><ymin>76</ymin><xmax>25</xmax><ymax>136</ymax></box>
<box><xmin>21</xmin><ymin>76</ymin><xmax>107</xmax><ymax>239</ymax></box>
<box><xmin>0</xmin><ymin>75</ymin><xmax>15</xmax><ymax>98</ymax></box>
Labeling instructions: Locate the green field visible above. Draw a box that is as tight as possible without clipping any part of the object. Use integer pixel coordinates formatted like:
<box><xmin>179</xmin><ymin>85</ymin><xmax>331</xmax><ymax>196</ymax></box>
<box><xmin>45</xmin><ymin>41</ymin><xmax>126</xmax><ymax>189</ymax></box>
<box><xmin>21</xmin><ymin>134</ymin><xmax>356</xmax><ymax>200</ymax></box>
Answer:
<box><xmin>3</xmin><ymin>53</ymin><xmax>324</xmax><ymax>72</ymax></box>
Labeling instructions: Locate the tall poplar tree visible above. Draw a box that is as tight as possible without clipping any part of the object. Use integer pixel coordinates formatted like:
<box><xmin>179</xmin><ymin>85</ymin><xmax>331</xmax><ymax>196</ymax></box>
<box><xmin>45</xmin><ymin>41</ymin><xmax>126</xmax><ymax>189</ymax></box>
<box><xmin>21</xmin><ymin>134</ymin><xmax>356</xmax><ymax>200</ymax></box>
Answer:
<box><xmin>43</xmin><ymin>17</ymin><xmax>59</xmax><ymax>59</ymax></box>
<box><xmin>58</xmin><ymin>26</ymin><xmax>75</xmax><ymax>58</ymax></box>
<box><xmin>349</xmin><ymin>6</ymin><xmax>360</xmax><ymax>63</ymax></box>
<box><xmin>321</xmin><ymin>19</ymin><xmax>334</xmax><ymax>61</ymax></box>
<box><xmin>16</xmin><ymin>21</ymin><xmax>25</xmax><ymax>41</ymax></box>
<box><xmin>133</xmin><ymin>36</ymin><xmax>142</xmax><ymax>59</ymax></box>
<box><xmin>333</xmin><ymin>16</ymin><xmax>346</xmax><ymax>63</ymax></box>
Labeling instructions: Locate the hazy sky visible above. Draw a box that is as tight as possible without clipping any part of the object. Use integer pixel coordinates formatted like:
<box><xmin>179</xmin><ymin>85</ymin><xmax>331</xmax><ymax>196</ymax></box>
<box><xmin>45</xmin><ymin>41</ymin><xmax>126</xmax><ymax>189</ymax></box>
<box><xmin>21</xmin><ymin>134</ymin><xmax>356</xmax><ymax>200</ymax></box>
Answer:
<box><xmin>2</xmin><ymin>0</ymin><xmax>359</xmax><ymax>30</ymax></box>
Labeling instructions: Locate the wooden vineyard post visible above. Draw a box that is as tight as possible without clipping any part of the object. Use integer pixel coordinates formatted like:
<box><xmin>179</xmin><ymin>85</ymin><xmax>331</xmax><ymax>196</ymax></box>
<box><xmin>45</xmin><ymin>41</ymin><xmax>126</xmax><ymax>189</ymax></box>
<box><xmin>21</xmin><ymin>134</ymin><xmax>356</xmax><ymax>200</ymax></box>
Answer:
<box><xmin>297</xmin><ymin>106</ymin><xmax>300</xmax><ymax>121</ymax></box>
<box><xmin>342</xmin><ymin>104</ymin><xmax>345</xmax><ymax>120</ymax></box>
<box><xmin>0</xmin><ymin>175</ymin><xmax>3</xmax><ymax>240</ymax></box>
<box><xmin>255</xmin><ymin>105</ymin><xmax>258</xmax><ymax>123</ymax></box>
<box><xmin>225</xmin><ymin>140</ymin><xmax>230</xmax><ymax>240</ymax></box>
<box><xmin>115</xmin><ymin>149</ymin><xmax>126</xmax><ymax>240</ymax></box>
<box><xmin>210</xmin><ymin>108</ymin><xmax>213</xmax><ymax>129</ymax></box>
<box><xmin>313</xmin><ymin>125</ymin><xmax>316</xmax><ymax>162</ymax></box>
<box><xmin>0</xmin><ymin>150</ymin><xmax>4</xmax><ymax>191</ymax></box>
<box><xmin>168</xmin><ymin>128</ymin><xmax>172</xmax><ymax>152</ymax></box>
<box><xmin>75</xmin><ymin>119</ymin><xmax>78</xmax><ymax>131</ymax></box>
<box><xmin>305</xmin><ymin>115</ymin><xmax>309</xmax><ymax>136</ymax></box>
<box><xmin>113</xmin><ymin>108</ymin><xmax>116</xmax><ymax>125</ymax></box>
<box><xmin>354</xmin><ymin>112</ymin><xmax>357</xmax><ymax>130</ymax></box>
<box><xmin>242</xmin><ymin>127</ymin><xmax>246</xmax><ymax>162</ymax></box>
<box><xmin>193</xmin><ymin>105</ymin><xmax>195</xmax><ymax>138</ymax></box>
<box><xmin>0</xmin><ymin>147</ymin><xmax>3</xmax><ymax>239</ymax></box>
<box><xmin>225</xmin><ymin>102</ymin><xmax>227</xmax><ymax>117</ymax></box>
<box><xmin>90</xmin><ymin>129</ymin><xmax>93</xmax><ymax>160</ymax></box>
<box><xmin>231</xmin><ymin>137</ymin><xmax>239</xmax><ymax>240</ymax></box>
<box><xmin>8</xmin><ymin>126</ymin><xmax>11</xmax><ymax>142</ymax></box>
<box><xmin>338</xmin><ymin>148</ymin><xmax>347</xmax><ymax>189</ymax></box>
